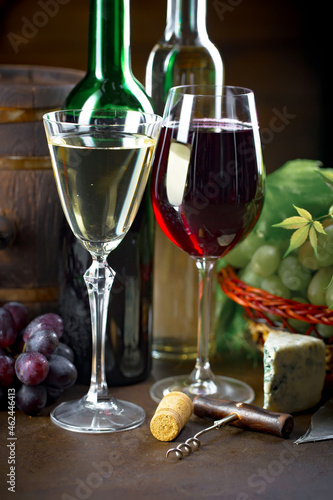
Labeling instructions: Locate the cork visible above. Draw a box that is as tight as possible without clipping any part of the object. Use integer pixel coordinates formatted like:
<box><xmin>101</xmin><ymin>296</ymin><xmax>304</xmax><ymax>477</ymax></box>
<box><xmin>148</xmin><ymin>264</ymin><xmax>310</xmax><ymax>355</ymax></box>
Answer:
<box><xmin>150</xmin><ymin>391</ymin><xmax>193</xmax><ymax>441</ymax></box>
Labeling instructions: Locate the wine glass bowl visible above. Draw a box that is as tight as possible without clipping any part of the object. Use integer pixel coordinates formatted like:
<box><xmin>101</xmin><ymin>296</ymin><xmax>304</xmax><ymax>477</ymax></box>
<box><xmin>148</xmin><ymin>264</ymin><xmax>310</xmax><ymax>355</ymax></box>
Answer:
<box><xmin>150</xmin><ymin>85</ymin><xmax>265</xmax><ymax>403</ymax></box>
<box><xmin>43</xmin><ymin>109</ymin><xmax>161</xmax><ymax>432</ymax></box>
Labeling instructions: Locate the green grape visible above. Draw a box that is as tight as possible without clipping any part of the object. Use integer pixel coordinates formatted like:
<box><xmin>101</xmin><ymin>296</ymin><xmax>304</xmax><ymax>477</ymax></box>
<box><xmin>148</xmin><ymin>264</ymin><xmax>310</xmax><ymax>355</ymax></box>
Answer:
<box><xmin>261</xmin><ymin>275</ymin><xmax>291</xmax><ymax>299</ymax></box>
<box><xmin>317</xmin><ymin>323</ymin><xmax>333</xmax><ymax>339</ymax></box>
<box><xmin>224</xmin><ymin>233</ymin><xmax>263</xmax><ymax>269</ymax></box>
<box><xmin>325</xmin><ymin>280</ymin><xmax>333</xmax><ymax>310</ymax></box>
<box><xmin>265</xmin><ymin>237</ymin><xmax>290</xmax><ymax>255</ymax></box>
<box><xmin>278</xmin><ymin>255</ymin><xmax>312</xmax><ymax>292</ymax></box>
<box><xmin>316</xmin><ymin>225</ymin><xmax>333</xmax><ymax>267</ymax></box>
<box><xmin>224</xmin><ymin>245</ymin><xmax>251</xmax><ymax>269</ymax></box>
<box><xmin>241</xmin><ymin>233</ymin><xmax>265</xmax><ymax>254</ymax></box>
<box><xmin>307</xmin><ymin>267</ymin><xmax>333</xmax><ymax>305</ymax></box>
<box><xmin>298</xmin><ymin>241</ymin><xmax>318</xmax><ymax>271</ymax></box>
<box><xmin>288</xmin><ymin>320</ymin><xmax>309</xmax><ymax>333</ymax></box>
<box><xmin>298</xmin><ymin>225</ymin><xmax>333</xmax><ymax>270</ymax></box>
<box><xmin>238</xmin><ymin>264</ymin><xmax>262</xmax><ymax>288</ymax></box>
<box><xmin>250</xmin><ymin>245</ymin><xmax>281</xmax><ymax>278</ymax></box>
<box><xmin>291</xmin><ymin>295</ymin><xmax>308</xmax><ymax>303</ymax></box>
<box><xmin>288</xmin><ymin>296</ymin><xmax>310</xmax><ymax>333</ymax></box>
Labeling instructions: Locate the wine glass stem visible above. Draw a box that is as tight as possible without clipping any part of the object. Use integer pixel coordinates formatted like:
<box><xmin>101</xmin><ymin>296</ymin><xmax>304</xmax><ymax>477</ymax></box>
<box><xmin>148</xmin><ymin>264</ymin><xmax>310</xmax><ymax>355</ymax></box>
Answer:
<box><xmin>190</xmin><ymin>257</ymin><xmax>216</xmax><ymax>384</ymax></box>
<box><xmin>84</xmin><ymin>256</ymin><xmax>115</xmax><ymax>405</ymax></box>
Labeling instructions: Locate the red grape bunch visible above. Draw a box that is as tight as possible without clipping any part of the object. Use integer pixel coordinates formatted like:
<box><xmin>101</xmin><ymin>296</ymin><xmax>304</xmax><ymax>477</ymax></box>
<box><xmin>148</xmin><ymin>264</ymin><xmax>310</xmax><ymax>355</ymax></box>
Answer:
<box><xmin>0</xmin><ymin>301</ymin><xmax>77</xmax><ymax>415</ymax></box>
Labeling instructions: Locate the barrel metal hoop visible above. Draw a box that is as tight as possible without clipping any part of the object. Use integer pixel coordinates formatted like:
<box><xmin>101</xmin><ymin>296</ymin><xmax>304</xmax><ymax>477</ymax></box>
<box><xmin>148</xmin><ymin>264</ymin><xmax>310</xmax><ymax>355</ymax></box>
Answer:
<box><xmin>0</xmin><ymin>156</ymin><xmax>52</xmax><ymax>170</ymax></box>
<box><xmin>0</xmin><ymin>287</ymin><xmax>58</xmax><ymax>302</ymax></box>
<box><xmin>0</xmin><ymin>106</ymin><xmax>57</xmax><ymax>124</ymax></box>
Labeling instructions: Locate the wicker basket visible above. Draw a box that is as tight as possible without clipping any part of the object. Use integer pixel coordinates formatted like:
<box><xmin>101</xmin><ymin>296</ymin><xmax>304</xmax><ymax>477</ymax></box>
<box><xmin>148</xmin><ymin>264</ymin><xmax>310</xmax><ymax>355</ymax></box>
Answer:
<box><xmin>218</xmin><ymin>265</ymin><xmax>333</xmax><ymax>373</ymax></box>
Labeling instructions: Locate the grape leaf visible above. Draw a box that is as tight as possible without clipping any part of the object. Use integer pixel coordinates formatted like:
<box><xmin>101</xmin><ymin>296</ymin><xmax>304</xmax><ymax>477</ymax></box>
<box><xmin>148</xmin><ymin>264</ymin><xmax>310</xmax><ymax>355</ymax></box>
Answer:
<box><xmin>274</xmin><ymin>202</ymin><xmax>330</xmax><ymax>257</ymax></box>
<box><xmin>273</xmin><ymin>216</ymin><xmax>310</xmax><ymax>230</ymax></box>
<box><xmin>313</xmin><ymin>220</ymin><xmax>326</xmax><ymax>234</ymax></box>
<box><xmin>293</xmin><ymin>205</ymin><xmax>313</xmax><ymax>221</ymax></box>
<box><xmin>309</xmin><ymin>225</ymin><xmax>318</xmax><ymax>255</ymax></box>
<box><xmin>317</xmin><ymin>169</ymin><xmax>333</xmax><ymax>188</ymax></box>
<box><xmin>284</xmin><ymin>224</ymin><xmax>310</xmax><ymax>256</ymax></box>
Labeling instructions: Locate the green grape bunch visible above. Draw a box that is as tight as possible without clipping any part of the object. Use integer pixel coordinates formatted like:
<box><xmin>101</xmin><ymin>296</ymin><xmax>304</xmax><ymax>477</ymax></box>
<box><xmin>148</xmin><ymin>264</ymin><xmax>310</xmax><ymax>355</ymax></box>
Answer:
<box><xmin>222</xmin><ymin>162</ymin><xmax>333</xmax><ymax>339</ymax></box>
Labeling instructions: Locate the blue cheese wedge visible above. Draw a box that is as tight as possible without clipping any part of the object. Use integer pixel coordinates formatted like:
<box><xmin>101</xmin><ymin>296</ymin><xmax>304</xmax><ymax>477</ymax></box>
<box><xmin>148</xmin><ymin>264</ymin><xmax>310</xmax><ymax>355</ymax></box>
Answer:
<box><xmin>263</xmin><ymin>331</ymin><xmax>326</xmax><ymax>413</ymax></box>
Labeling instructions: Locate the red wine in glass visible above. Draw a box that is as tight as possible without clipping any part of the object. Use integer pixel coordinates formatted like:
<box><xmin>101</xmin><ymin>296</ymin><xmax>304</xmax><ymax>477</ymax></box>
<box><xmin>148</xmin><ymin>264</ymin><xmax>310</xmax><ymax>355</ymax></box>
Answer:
<box><xmin>151</xmin><ymin>119</ymin><xmax>263</xmax><ymax>259</ymax></box>
<box><xmin>149</xmin><ymin>85</ymin><xmax>265</xmax><ymax>403</ymax></box>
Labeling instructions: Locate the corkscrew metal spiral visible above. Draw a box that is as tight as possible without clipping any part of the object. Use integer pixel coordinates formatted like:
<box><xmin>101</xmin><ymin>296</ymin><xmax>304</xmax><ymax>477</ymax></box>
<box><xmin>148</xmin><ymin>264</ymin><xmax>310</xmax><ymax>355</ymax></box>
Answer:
<box><xmin>166</xmin><ymin>413</ymin><xmax>238</xmax><ymax>460</ymax></box>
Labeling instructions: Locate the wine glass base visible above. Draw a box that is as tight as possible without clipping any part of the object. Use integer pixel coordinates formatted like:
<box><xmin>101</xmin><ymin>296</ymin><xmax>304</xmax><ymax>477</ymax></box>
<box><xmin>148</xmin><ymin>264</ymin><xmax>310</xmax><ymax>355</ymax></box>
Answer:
<box><xmin>149</xmin><ymin>375</ymin><xmax>255</xmax><ymax>404</ymax></box>
<box><xmin>50</xmin><ymin>396</ymin><xmax>145</xmax><ymax>433</ymax></box>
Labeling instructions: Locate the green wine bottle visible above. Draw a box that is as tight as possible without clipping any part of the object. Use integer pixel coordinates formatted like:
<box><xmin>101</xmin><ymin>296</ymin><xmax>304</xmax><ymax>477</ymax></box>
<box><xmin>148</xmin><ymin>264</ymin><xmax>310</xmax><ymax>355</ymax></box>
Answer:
<box><xmin>65</xmin><ymin>0</ymin><xmax>153</xmax><ymax>113</ymax></box>
<box><xmin>145</xmin><ymin>0</ymin><xmax>224</xmax><ymax>360</ymax></box>
<box><xmin>60</xmin><ymin>0</ymin><xmax>155</xmax><ymax>385</ymax></box>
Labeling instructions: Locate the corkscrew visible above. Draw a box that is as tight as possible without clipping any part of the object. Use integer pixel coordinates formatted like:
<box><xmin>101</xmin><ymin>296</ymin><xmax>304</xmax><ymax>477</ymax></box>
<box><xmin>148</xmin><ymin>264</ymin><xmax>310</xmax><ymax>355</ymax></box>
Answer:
<box><xmin>166</xmin><ymin>412</ymin><xmax>238</xmax><ymax>459</ymax></box>
<box><xmin>166</xmin><ymin>396</ymin><xmax>294</xmax><ymax>460</ymax></box>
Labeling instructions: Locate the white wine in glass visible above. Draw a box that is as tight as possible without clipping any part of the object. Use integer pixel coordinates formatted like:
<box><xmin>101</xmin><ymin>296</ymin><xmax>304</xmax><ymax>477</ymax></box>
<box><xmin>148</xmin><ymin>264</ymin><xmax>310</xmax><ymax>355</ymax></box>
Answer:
<box><xmin>43</xmin><ymin>109</ymin><xmax>161</xmax><ymax>433</ymax></box>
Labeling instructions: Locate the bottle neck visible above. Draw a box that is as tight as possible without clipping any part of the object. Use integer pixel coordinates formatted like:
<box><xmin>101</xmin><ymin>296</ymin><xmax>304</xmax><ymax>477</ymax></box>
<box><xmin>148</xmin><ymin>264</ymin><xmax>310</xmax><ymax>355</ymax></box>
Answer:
<box><xmin>164</xmin><ymin>0</ymin><xmax>208</xmax><ymax>44</ymax></box>
<box><xmin>87</xmin><ymin>0</ymin><xmax>131</xmax><ymax>80</ymax></box>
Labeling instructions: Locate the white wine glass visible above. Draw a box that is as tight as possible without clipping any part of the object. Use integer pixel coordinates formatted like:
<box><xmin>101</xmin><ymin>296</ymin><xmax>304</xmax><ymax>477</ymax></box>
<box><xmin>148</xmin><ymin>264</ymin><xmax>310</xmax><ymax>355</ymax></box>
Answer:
<box><xmin>150</xmin><ymin>85</ymin><xmax>265</xmax><ymax>403</ymax></box>
<box><xmin>43</xmin><ymin>109</ymin><xmax>161</xmax><ymax>432</ymax></box>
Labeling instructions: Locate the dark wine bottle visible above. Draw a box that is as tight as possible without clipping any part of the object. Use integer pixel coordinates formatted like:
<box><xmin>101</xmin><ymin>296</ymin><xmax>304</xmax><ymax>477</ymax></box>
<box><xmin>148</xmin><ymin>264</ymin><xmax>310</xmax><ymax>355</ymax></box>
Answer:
<box><xmin>60</xmin><ymin>0</ymin><xmax>155</xmax><ymax>385</ymax></box>
<box><xmin>145</xmin><ymin>0</ymin><xmax>224</xmax><ymax>360</ymax></box>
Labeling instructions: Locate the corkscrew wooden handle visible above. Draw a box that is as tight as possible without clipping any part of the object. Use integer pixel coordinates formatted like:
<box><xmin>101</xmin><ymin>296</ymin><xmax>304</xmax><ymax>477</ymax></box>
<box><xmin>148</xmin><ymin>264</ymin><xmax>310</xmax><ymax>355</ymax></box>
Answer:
<box><xmin>193</xmin><ymin>396</ymin><xmax>294</xmax><ymax>438</ymax></box>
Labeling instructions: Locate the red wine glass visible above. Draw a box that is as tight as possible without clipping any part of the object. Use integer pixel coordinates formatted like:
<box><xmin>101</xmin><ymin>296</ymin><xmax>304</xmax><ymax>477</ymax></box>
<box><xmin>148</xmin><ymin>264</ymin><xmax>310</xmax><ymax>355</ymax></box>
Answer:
<box><xmin>150</xmin><ymin>85</ymin><xmax>265</xmax><ymax>403</ymax></box>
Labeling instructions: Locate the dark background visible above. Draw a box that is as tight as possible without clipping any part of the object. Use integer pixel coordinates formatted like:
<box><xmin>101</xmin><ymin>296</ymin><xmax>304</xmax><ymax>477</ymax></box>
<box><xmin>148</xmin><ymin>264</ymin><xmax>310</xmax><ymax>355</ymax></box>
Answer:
<box><xmin>0</xmin><ymin>0</ymin><xmax>328</xmax><ymax>174</ymax></box>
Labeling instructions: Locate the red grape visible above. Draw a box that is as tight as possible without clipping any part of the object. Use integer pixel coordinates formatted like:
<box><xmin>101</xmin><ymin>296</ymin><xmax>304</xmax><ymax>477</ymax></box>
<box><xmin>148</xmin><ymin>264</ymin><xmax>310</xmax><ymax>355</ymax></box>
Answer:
<box><xmin>23</xmin><ymin>313</ymin><xmax>64</xmax><ymax>342</ymax></box>
<box><xmin>45</xmin><ymin>384</ymin><xmax>64</xmax><ymax>405</ymax></box>
<box><xmin>0</xmin><ymin>307</ymin><xmax>17</xmax><ymax>348</ymax></box>
<box><xmin>16</xmin><ymin>384</ymin><xmax>47</xmax><ymax>415</ymax></box>
<box><xmin>11</xmin><ymin>329</ymin><xmax>25</xmax><ymax>354</ymax></box>
<box><xmin>25</xmin><ymin>329</ymin><xmax>59</xmax><ymax>359</ymax></box>
<box><xmin>45</xmin><ymin>354</ymin><xmax>77</xmax><ymax>389</ymax></box>
<box><xmin>15</xmin><ymin>352</ymin><xmax>49</xmax><ymax>385</ymax></box>
<box><xmin>0</xmin><ymin>305</ymin><xmax>78</xmax><ymax>415</ymax></box>
<box><xmin>0</xmin><ymin>350</ymin><xmax>15</xmax><ymax>386</ymax></box>
<box><xmin>3</xmin><ymin>301</ymin><xmax>28</xmax><ymax>332</ymax></box>
<box><xmin>54</xmin><ymin>342</ymin><xmax>75</xmax><ymax>363</ymax></box>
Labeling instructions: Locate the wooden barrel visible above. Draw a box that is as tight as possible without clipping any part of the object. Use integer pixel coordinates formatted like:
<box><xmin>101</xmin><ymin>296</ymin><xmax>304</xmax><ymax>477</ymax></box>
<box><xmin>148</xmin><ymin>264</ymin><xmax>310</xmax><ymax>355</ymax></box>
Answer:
<box><xmin>0</xmin><ymin>65</ymin><xmax>84</xmax><ymax>319</ymax></box>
